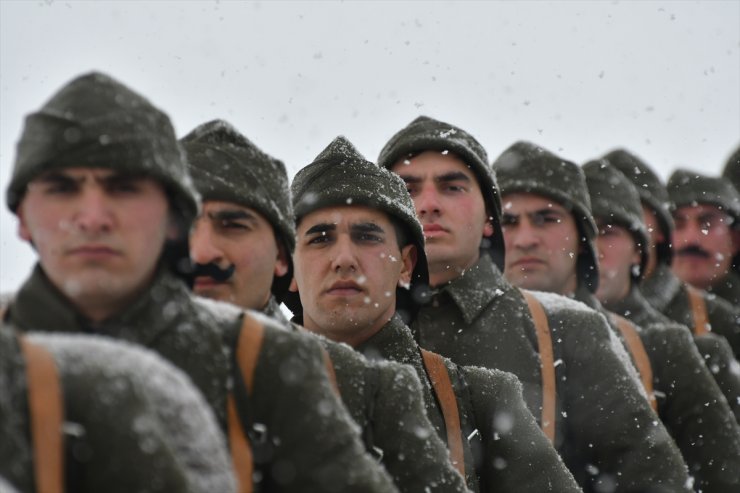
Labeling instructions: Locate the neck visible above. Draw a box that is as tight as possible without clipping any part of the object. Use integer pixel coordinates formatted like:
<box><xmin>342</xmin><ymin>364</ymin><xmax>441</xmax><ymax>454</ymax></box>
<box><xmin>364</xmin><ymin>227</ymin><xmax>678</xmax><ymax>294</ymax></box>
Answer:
<box><xmin>428</xmin><ymin>253</ymin><xmax>480</xmax><ymax>288</ymax></box>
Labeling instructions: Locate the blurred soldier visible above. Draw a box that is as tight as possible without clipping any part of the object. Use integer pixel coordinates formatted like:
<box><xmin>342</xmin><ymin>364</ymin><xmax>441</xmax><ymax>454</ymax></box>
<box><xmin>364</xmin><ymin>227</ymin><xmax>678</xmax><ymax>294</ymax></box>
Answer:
<box><xmin>182</xmin><ymin>120</ymin><xmax>469</xmax><ymax>493</ymax></box>
<box><xmin>0</xmin><ymin>327</ymin><xmax>236</xmax><ymax>493</ymax></box>
<box><xmin>668</xmin><ymin>169</ymin><xmax>740</xmax><ymax>307</ymax></box>
<box><xmin>379</xmin><ymin>116</ymin><xmax>689</xmax><ymax>492</ymax></box>
<box><xmin>603</xmin><ymin>149</ymin><xmax>740</xmax><ymax>420</ymax></box>
<box><xmin>289</xmin><ymin>136</ymin><xmax>581</xmax><ymax>492</ymax></box>
<box><xmin>1</xmin><ymin>72</ymin><xmax>396</xmax><ymax>493</ymax></box>
<box><xmin>723</xmin><ymin>145</ymin><xmax>740</xmax><ymax>194</ymax></box>
<box><xmin>582</xmin><ymin>160</ymin><xmax>740</xmax><ymax>490</ymax></box>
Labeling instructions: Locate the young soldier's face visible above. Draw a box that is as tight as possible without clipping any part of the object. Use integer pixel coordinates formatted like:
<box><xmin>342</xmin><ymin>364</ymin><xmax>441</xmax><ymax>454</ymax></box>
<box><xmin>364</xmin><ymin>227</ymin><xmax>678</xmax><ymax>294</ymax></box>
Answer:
<box><xmin>391</xmin><ymin>151</ymin><xmax>492</xmax><ymax>287</ymax></box>
<box><xmin>671</xmin><ymin>203</ymin><xmax>738</xmax><ymax>289</ymax></box>
<box><xmin>291</xmin><ymin>205</ymin><xmax>416</xmax><ymax>347</ymax></box>
<box><xmin>17</xmin><ymin>167</ymin><xmax>173</xmax><ymax>321</ymax></box>
<box><xmin>641</xmin><ymin>204</ymin><xmax>664</xmax><ymax>278</ymax></box>
<box><xmin>501</xmin><ymin>193</ymin><xmax>580</xmax><ymax>295</ymax></box>
<box><xmin>190</xmin><ymin>200</ymin><xmax>288</xmax><ymax>310</ymax></box>
<box><xmin>594</xmin><ymin>220</ymin><xmax>640</xmax><ymax>305</ymax></box>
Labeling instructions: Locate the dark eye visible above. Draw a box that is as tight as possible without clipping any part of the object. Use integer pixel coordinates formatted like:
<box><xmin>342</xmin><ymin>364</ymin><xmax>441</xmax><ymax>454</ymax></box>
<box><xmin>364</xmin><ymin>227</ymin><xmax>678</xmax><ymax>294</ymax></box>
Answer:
<box><xmin>45</xmin><ymin>181</ymin><xmax>77</xmax><ymax>194</ymax></box>
<box><xmin>219</xmin><ymin>220</ymin><xmax>248</xmax><ymax>231</ymax></box>
<box><xmin>501</xmin><ymin>214</ymin><xmax>518</xmax><ymax>226</ymax></box>
<box><xmin>108</xmin><ymin>180</ymin><xmax>141</xmax><ymax>194</ymax></box>
<box><xmin>357</xmin><ymin>233</ymin><xmax>383</xmax><ymax>243</ymax></box>
<box><xmin>307</xmin><ymin>233</ymin><xmax>331</xmax><ymax>245</ymax></box>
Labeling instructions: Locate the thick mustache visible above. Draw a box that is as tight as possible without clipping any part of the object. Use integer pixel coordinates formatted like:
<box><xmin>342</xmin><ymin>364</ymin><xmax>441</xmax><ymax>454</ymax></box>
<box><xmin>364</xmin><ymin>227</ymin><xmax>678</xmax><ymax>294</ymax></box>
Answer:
<box><xmin>676</xmin><ymin>245</ymin><xmax>711</xmax><ymax>259</ymax></box>
<box><xmin>192</xmin><ymin>263</ymin><xmax>236</xmax><ymax>282</ymax></box>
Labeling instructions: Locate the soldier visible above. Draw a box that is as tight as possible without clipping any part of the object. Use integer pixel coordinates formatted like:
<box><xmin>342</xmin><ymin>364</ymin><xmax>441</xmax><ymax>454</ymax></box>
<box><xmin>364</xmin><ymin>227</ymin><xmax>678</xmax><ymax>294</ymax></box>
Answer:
<box><xmin>1</xmin><ymin>72</ymin><xmax>396</xmax><ymax>493</ymax></box>
<box><xmin>602</xmin><ymin>149</ymin><xmax>740</xmax><ymax>421</ymax></box>
<box><xmin>668</xmin><ymin>169</ymin><xmax>740</xmax><ymax>307</ymax></box>
<box><xmin>724</xmin><ymin>145</ymin><xmax>740</xmax><ymax>194</ymax></box>
<box><xmin>289</xmin><ymin>136</ymin><xmax>581</xmax><ymax>492</ymax></box>
<box><xmin>581</xmin><ymin>160</ymin><xmax>740</xmax><ymax>490</ymax></box>
<box><xmin>609</xmin><ymin>150</ymin><xmax>740</xmax><ymax>343</ymax></box>
<box><xmin>379</xmin><ymin>116</ymin><xmax>691</xmax><ymax>492</ymax></box>
<box><xmin>0</xmin><ymin>327</ymin><xmax>236</xmax><ymax>493</ymax></box>
<box><xmin>182</xmin><ymin>120</ymin><xmax>470</xmax><ymax>493</ymax></box>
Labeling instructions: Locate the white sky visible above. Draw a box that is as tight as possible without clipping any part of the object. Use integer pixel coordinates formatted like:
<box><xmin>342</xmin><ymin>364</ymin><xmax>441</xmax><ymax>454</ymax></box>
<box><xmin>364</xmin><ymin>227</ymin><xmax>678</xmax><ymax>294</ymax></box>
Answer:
<box><xmin>1</xmin><ymin>0</ymin><xmax>738</xmax><ymax>292</ymax></box>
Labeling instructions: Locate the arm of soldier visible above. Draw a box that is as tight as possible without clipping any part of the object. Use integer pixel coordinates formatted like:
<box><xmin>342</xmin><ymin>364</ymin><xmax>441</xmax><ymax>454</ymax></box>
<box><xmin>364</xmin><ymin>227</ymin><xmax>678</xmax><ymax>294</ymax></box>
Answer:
<box><xmin>558</xmin><ymin>311</ymin><xmax>692</xmax><ymax>492</ymax></box>
<box><xmin>705</xmin><ymin>294</ymin><xmax>740</xmax><ymax>360</ymax></box>
<box><xmin>30</xmin><ymin>333</ymin><xmax>237</xmax><ymax>493</ymax></box>
<box><xmin>642</xmin><ymin>323</ymin><xmax>740</xmax><ymax>491</ymax></box>
<box><xmin>372</xmin><ymin>360</ymin><xmax>471</xmax><ymax>493</ymax></box>
<box><xmin>459</xmin><ymin>366</ymin><xmax>581</xmax><ymax>493</ymax></box>
<box><xmin>694</xmin><ymin>332</ymin><xmax>740</xmax><ymax>423</ymax></box>
<box><xmin>249</xmin><ymin>323</ymin><xmax>399</xmax><ymax>493</ymax></box>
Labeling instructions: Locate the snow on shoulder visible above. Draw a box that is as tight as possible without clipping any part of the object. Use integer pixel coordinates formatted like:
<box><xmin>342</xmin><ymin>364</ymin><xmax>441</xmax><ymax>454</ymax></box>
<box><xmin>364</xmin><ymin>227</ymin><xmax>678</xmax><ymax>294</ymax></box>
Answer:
<box><xmin>27</xmin><ymin>332</ymin><xmax>236</xmax><ymax>493</ymax></box>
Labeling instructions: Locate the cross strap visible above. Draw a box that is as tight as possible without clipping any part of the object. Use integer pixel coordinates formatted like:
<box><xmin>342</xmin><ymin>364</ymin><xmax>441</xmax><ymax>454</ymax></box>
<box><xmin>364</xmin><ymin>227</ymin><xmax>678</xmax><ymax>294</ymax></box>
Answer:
<box><xmin>420</xmin><ymin>349</ymin><xmax>466</xmax><ymax>479</ymax></box>
<box><xmin>521</xmin><ymin>290</ymin><xmax>557</xmax><ymax>444</ymax></box>
<box><xmin>686</xmin><ymin>286</ymin><xmax>710</xmax><ymax>335</ymax></box>
<box><xmin>20</xmin><ymin>336</ymin><xmax>65</xmax><ymax>493</ymax></box>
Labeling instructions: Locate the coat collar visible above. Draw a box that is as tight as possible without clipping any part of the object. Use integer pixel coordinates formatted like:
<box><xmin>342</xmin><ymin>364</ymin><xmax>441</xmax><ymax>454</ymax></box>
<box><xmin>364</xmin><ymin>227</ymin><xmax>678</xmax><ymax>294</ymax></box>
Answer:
<box><xmin>357</xmin><ymin>313</ymin><xmax>421</xmax><ymax>367</ymax></box>
<box><xmin>432</xmin><ymin>254</ymin><xmax>510</xmax><ymax>325</ymax></box>
<box><xmin>641</xmin><ymin>263</ymin><xmax>684</xmax><ymax>311</ymax></box>
<box><xmin>10</xmin><ymin>263</ymin><xmax>186</xmax><ymax>347</ymax></box>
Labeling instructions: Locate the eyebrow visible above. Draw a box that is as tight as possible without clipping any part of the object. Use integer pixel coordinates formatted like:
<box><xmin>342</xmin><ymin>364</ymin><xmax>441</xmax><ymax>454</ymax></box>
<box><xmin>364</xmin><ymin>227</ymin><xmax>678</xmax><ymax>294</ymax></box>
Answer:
<box><xmin>396</xmin><ymin>171</ymin><xmax>472</xmax><ymax>184</ymax></box>
<box><xmin>351</xmin><ymin>222</ymin><xmax>385</xmax><ymax>235</ymax></box>
<box><xmin>305</xmin><ymin>223</ymin><xmax>336</xmax><ymax>236</ymax></box>
<box><xmin>207</xmin><ymin>209</ymin><xmax>256</xmax><ymax>222</ymax></box>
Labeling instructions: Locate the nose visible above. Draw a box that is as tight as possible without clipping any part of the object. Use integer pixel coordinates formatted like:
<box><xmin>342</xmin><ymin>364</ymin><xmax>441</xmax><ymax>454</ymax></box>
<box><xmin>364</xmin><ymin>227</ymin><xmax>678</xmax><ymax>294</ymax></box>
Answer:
<box><xmin>330</xmin><ymin>234</ymin><xmax>358</xmax><ymax>275</ymax></box>
<box><xmin>415</xmin><ymin>184</ymin><xmax>441</xmax><ymax>219</ymax></box>
<box><xmin>73</xmin><ymin>188</ymin><xmax>113</xmax><ymax>235</ymax></box>
<box><xmin>190</xmin><ymin>219</ymin><xmax>223</xmax><ymax>265</ymax></box>
<box><xmin>510</xmin><ymin>219</ymin><xmax>540</xmax><ymax>251</ymax></box>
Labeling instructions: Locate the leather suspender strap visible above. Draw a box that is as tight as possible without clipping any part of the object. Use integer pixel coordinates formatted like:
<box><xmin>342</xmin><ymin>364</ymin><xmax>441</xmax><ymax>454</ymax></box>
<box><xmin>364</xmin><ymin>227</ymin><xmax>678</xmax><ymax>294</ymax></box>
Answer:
<box><xmin>521</xmin><ymin>291</ymin><xmax>556</xmax><ymax>444</ymax></box>
<box><xmin>320</xmin><ymin>348</ymin><xmax>340</xmax><ymax>395</ymax></box>
<box><xmin>229</xmin><ymin>314</ymin><xmax>266</xmax><ymax>493</ymax></box>
<box><xmin>611</xmin><ymin>315</ymin><xmax>657</xmax><ymax>412</ymax></box>
<box><xmin>686</xmin><ymin>286</ymin><xmax>710</xmax><ymax>336</ymax></box>
<box><xmin>20</xmin><ymin>337</ymin><xmax>65</xmax><ymax>493</ymax></box>
<box><xmin>420</xmin><ymin>349</ymin><xmax>466</xmax><ymax>479</ymax></box>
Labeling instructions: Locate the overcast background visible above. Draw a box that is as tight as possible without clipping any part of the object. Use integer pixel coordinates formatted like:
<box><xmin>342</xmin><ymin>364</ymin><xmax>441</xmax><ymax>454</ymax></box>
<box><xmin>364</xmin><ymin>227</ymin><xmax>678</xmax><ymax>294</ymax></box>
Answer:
<box><xmin>1</xmin><ymin>0</ymin><xmax>738</xmax><ymax>293</ymax></box>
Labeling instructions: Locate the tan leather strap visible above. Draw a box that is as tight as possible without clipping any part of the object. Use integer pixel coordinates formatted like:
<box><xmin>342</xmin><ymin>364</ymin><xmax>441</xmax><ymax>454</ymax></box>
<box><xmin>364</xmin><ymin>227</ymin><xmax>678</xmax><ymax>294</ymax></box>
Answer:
<box><xmin>521</xmin><ymin>291</ymin><xmax>556</xmax><ymax>444</ymax></box>
<box><xmin>228</xmin><ymin>314</ymin><xmax>266</xmax><ymax>493</ymax></box>
<box><xmin>611</xmin><ymin>314</ymin><xmax>657</xmax><ymax>412</ymax></box>
<box><xmin>420</xmin><ymin>349</ymin><xmax>466</xmax><ymax>479</ymax></box>
<box><xmin>686</xmin><ymin>286</ymin><xmax>710</xmax><ymax>336</ymax></box>
<box><xmin>20</xmin><ymin>337</ymin><xmax>64</xmax><ymax>493</ymax></box>
<box><xmin>321</xmin><ymin>348</ymin><xmax>340</xmax><ymax>395</ymax></box>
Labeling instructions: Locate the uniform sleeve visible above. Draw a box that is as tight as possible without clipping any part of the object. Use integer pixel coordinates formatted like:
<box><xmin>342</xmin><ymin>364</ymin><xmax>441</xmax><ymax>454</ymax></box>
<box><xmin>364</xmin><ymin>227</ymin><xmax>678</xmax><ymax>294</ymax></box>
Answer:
<box><xmin>643</xmin><ymin>324</ymin><xmax>740</xmax><ymax>492</ymax></box>
<box><xmin>460</xmin><ymin>366</ymin><xmax>581</xmax><ymax>492</ymax></box>
<box><xmin>693</xmin><ymin>332</ymin><xmax>740</xmax><ymax>423</ymax></box>
<box><xmin>372</xmin><ymin>361</ymin><xmax>470</xmax><ymax>492</ymax></box>
<box><xmin>558</xmin><ymin>311</ymin><xmax>693</xmax><ymax>492</ymax></box>
<box><xmin>249</xmin><ymin>326</ymin><xmax>399</xmax><ymax>493</ymax></box>
<box><xmin>701</xmin><ymin>293</ymin><xmax>740</xmax><ymax>359</ymax></box>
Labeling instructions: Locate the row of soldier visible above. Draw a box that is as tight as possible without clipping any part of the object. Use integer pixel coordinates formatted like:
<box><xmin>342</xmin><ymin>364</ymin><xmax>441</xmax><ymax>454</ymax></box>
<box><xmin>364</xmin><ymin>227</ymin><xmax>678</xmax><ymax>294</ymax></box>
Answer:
<box><xmin>1</xmin><ymin>71</ymin><xmax>739</xmax><ymax>493</ymax></box>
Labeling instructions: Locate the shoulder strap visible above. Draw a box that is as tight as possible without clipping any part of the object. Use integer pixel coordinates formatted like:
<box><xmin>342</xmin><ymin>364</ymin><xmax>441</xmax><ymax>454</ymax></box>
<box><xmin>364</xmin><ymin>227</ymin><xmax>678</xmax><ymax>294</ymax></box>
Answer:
<box><xmin>610</xmin><ymin>314</ymin><xmax>658</xmax><ymax>412</ymax></box>
<box><xmin>228</xmin><ymin>314</ymin><xmax>266</xmax><ymax>493</ymax></box>
<box><xmin>320</xmin><ymin>348</ymin><xmax>340</xmax><ymax>395</ymax></box>
<box><xmin>20</xmin><ymin>336</ymin><xmax>65</xmax><ymax>493</ymax></box>
<box><xmin>420</xmin><ymin>349</ymin><xmax>466</xmax><ymax>479</ymax></box>
<box><xmin>521</xmin><ymin>291</ymin><xmax>556</xmax><ymax>444</ymax></box>
<box><xmin>686</xmin><ymin>286</ymin><xmax>710</xmax><ymax>336</ymax></box>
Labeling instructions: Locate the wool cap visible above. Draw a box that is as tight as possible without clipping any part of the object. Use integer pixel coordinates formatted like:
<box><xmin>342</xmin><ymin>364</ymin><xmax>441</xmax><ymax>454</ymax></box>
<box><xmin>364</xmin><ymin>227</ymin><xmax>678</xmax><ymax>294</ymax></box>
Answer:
<box><xmin>6</xmin><ymin>72</ymin><xmax>198</xmax><ymax>225</ymax></box>
<box><xmin>181</xmin><ymin>120</ymin><xmax>295</xmax><ymax>301</ymax></box>
<box><xmin>722</xmin><ymin>145</ymin><xmax>740</xmax><ymax>194</ymax></box>
<box><xmin>602</xmin><ymin>149</ymin><xmax>674</xmax><ymax>266</ymax></box>
<box><xmin>376</xmin><ymin>116</ymin><xmax>505</xmax><ymax>270</ymax></box>
<box><xmin>289</xmin><ymin>136</ymin><xmax>430</xmax><ymax>321</ymax></box>
<box><xmin>667</xmin><ymin>169</ymin><xmax>740</xmax><ymax>226</ymax></box>
<box><xmin>493</xmin><ymin>141</ymin><xmax>599</xmax><ymax>292</ymax></box>
<box><xmin>583</xmin><ymin>160</ymin><xmax>649</xmax><ymax>282</ymax></box>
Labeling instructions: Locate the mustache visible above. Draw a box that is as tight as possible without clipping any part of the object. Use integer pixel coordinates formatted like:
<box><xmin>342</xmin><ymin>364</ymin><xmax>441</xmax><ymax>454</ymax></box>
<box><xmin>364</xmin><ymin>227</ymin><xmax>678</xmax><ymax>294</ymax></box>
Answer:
<box><xmin>191</xmin><ymin>262</ymin><xmax>236</xmax><ymax>282</ymax></box>
<box><xmin>676</xmin><ymin>245</ymin><xmax>711</xmax><ymax>259</ymax></box>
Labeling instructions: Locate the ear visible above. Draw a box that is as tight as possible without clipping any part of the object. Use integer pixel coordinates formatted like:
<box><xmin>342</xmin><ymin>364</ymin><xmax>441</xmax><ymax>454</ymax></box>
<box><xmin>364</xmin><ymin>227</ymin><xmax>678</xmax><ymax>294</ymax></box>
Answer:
<box><xmin>16</xmin><ymin>203</ymin><xmax>32</xmax><ymax>242</ymax></box>
<box><xmin>483</xmin><ymin>215</ymin><xmax>494</xmax><ymax>238</ymax></box>
<box><xmin>732</xmin><ymin>228</ymin><xmax>740</xmax><ymax>255</ymax></box>
<box><xmin>288</xmin><ymin>277</ymin><xmax>299</xmax><ymax>293</ymax></box>
<box><xmin>398</xmin><ymin>244</ymin><xmax>418</xmax><ymax>287</ymax></box>
<box><xmin>274</xmin><ymin>243</ymin><xmax>290</xmax><ymax>277</ymax></box>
